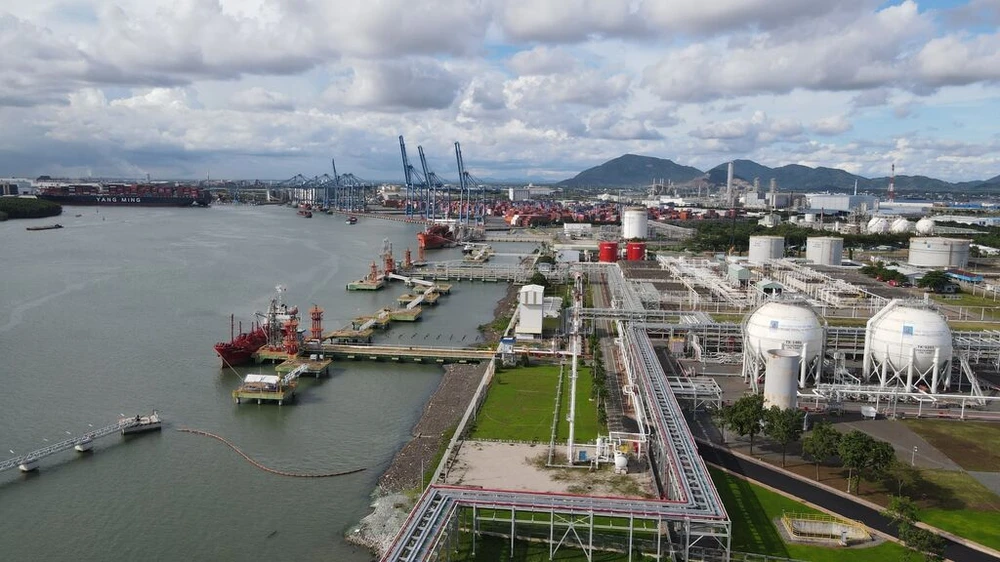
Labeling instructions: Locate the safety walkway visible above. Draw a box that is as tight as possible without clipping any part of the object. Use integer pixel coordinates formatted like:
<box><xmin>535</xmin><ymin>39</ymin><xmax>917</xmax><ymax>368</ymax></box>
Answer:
<box><xmin>318</xmin><ymin>343</ymin><xmax>494</xmax><ymax>363</ymax></box>
<box><xmin>0</xmin><ymin>417</ymin><xmax>147</xmax><ymax>473</ymax></box>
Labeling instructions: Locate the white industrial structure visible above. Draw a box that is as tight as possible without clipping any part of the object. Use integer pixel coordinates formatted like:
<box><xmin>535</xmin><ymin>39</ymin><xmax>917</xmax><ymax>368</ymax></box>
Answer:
<box><xmin>862</xmin><ymin>300</ymin><xmax>953</xmax><ymax>393</ymax></box>
<box><xmin>890</xmin><ymin>217</ymin><xmax>914</xmax><ymax>234</ymax></box>
<box><xmin>742</xmin><ymin>300</ymin><xmax>826</xmax><ymax>390</ymax></box>
<box><xmin>515</xmin><ymin>284</ymin><xmax>544</xmax><ymax>337</ymax></box>
<box><xmin>748</xmin><ymin>235</ymin><xmax>785</xmax><ymax>265</ymax></box>
<box><xmin>805</xmin><ymin>193</ymin><xmax>879</xmax><ymax>213</ymax></box>
<box><xmin>805</xmin><ymin>237</ymin><xmax>844</xmax><ymax>266</ymax></box>
<box><xmin>866</xmin><ymin>216</ymin><xmax>890</xmax><ymax>234</ymax></box>
<box><xmin>907</xmin><ymin>237</ymin><xmax>971</xmax><ymax>269</ymax></box>
<box><xmin>762</xmin><ymin>349</ymin><xmax>800</xmax><ymax>410</ymax></box>
<box><xmin>621</xmin><ymin>207</ymin><xmax>649</xmax><ymax>240</ymax></box>
<box><xmin>915</xmin><ymin>217</ymin><xmax>936</xmax><ymax>235</ymax></box>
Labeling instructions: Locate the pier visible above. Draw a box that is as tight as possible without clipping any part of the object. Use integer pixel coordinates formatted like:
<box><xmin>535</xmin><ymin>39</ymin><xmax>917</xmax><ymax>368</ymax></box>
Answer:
<box><xmin>317</xmin><ymin>343</ymin><xmax>494</xmax><ymax>364</ymax></box>
<box><xmin>1</xmin><ymin>415</ymin><xmax>157</xmax><ymax>473</ymax></box>
<box><xmin>233</xmin><ymin>364</ymin><xmax>311</xmax><ymax>405</ymax></box>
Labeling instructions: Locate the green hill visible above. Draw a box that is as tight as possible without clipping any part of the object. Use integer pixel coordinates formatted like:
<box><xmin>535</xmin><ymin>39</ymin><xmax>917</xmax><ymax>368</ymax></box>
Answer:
<box><xmin>558</xmin><ymin>154</ymin><xmax>704</xmax><ymax>188</ymax></box>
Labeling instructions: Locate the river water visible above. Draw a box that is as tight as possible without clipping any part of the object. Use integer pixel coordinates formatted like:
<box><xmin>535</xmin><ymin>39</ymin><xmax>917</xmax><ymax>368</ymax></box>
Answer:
<box><xmin>0</xmin><ymin>205</ymin><xmax>513</xmax><ymax>561</ymax></box>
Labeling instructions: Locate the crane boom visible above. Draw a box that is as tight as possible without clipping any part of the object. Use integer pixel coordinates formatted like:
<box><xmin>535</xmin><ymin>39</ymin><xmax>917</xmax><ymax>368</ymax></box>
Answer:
<box><xmin>417</xmin><ymin>146</ymin><xmax>435</xmax><ymax>220</ymax></box>
<box><xmin>454</xmin><ymin>141</ymin><xmax>466</xmax><ymax>223</ymax></box>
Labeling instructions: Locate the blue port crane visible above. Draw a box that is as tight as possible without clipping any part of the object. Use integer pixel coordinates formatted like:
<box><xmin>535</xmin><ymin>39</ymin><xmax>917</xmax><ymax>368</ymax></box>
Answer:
<box><xmin>454</xmin><ymin>141</ymin><xmax>486</xmax><ymax>225</ymax></box>
<box><xmin>417</xmin><ymin>146</ymin><xmax>447</xmax><ymax>220</ymax></box>
<box><xmin>399</xmin><ymin>136</ymin><xmax>428</xmax><ymax>217</ymax></box>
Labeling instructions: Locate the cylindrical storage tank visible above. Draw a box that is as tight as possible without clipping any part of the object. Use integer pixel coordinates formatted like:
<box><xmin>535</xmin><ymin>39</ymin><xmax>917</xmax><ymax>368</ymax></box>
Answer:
<box><xmin>915</xmin><ymin>217</ymin><xmax>935</xmax><ymax>235</ymax></box>
<box><xmin>748</xmin><ymin>235</ymin><xmax>785</xmax><ymax>265</ymax></box>
<box><xmin>907</xmin><ymin>237</ymin><xmax>970</xmax><ymax>268</ymax></box>
<box><xmin>868</xmin><ymin>304</ymin><xmax>952</xmax><ymax>374</ymax></box>
<box><xmin>763</xmin><ymin>349</ymin><xmax>800</xmax><ymax>410</ymax></box>
<box><xmin>804</xmin><ymin>213</ymin><xmax>816</xmax><ymax>223</ymax></box>
<box><xmin>598</xmin><ymin>241</ymin><xmax>618</xmax><ymax>263</ymax></box>
<box><xmin>805</xmin><ymin>236</ymin><xmax>844</xmax><ymax>266</ymax></box>
<box><xmin>625</xmin><ymin>241</ymin><xmax>646</xmax><ymax>261</ymax></box>
<box><xmin>744</xmin><ymin>301</ymin><xmax>824</xmax><ymax>386</ymax></box>
<box><xmin>621</xmin><ymin>207</ymin><xmax>648</xmax><ymax>240</ymax></box>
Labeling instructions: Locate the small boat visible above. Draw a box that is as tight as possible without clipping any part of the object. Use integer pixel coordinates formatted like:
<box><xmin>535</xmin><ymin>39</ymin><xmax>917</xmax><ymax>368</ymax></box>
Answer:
<box><xmin>462</xmin><ymin>243</ymin><xmax>474</xmax><ymax>254</ymax></box>
<box><xmin>121</xmin><ymin>411</ymin><xmax>162</xmax><ymax>435</ymax></box>
<box><xmin>346</xmin><ymin>216</ymin><xmax>358</xmax><ymax>225</ymax></box>
<box><xmin>26</xmin><ymin>224</ymin><xmax>63</xmax><ymax>231</ymax></box>
<box><xmin>297</xmin><ymin>209</ymin><xmax>313</xmax><ymax>218</ymax></box>
<box><xmin>74</xmin><ymin>214</ymin><xmax>82</xmax><ymax>217</ymax></box>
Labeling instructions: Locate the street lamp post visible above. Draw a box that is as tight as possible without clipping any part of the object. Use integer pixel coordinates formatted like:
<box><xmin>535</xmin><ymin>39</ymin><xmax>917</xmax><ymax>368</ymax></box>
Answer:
<box><xmin>911</xmin><ymin>446</ymin><xmax>918</xmax><ymax>467</ymax></box>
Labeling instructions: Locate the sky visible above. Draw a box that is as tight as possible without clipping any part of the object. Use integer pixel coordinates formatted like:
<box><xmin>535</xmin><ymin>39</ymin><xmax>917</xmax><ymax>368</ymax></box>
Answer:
<box><xmin>2</xmin><ymin>0</ymin><xmax>1000</xmax><ymax>183</ymax></box>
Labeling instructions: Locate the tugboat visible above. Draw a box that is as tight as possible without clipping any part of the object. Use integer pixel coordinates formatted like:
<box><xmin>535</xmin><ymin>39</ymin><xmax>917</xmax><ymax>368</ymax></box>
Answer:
<box><xmin>214</xmin><ymin>285</ymin><xmax>299</xmax><ymax>367</ymax></box>
<box><xmin>346</xmin><ymin>215</ymin><xmax>358</xmax><ymax>225</ymax></box>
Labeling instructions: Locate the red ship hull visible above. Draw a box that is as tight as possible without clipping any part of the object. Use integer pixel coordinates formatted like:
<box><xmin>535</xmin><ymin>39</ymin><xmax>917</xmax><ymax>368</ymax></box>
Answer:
<box><xmin>417</xmin><ymin>224</ymin><xmax>455</xmax><ymax>249</ymax></box>
<box><xmin>214</xmin><ymin>327</ymin><xmax>267</xmax><ymax>367</ymax></box>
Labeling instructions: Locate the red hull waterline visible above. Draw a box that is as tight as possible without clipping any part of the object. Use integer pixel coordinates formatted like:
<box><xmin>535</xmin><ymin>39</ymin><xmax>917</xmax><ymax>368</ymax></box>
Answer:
<box><xmin>214</xmin><ymin>326</ymin><xmax>267</xmax><ymax>367</ymax></box>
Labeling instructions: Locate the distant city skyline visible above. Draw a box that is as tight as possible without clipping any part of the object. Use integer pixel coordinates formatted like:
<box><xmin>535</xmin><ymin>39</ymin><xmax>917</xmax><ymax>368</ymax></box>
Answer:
<box><xmin>2</xmin><ymin>0</ymin><xmax>999</xmax><ymax>182</ymax></box>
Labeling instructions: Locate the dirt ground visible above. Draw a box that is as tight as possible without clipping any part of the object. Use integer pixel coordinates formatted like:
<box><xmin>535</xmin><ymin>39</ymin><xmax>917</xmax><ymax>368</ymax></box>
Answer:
<box><xmin>445</xmin><ymin>440</ymin><xmax>657</xmax><ymax>498</ymax></box>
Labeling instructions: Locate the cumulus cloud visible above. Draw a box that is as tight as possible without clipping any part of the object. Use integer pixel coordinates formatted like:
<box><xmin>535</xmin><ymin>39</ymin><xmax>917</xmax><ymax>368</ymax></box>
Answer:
<box><xmin>811</xmin><ymin>115</ymin><xmax>853</xmax><ymax>135</ymax></box>
<box><xmin>586</xmin><ymin>110</ymin><xmax>662</xmax><ymax>140</ymax></box>
<box><xmin>507</xmin><ymin>46</ymin><xmax>577</xmax><ymax>76</ymax></box>
<box><xmin>505</xmin><ymin>71</ymin><xmax>631</xmax><ymax>108</ymax></box>
<box><xmin>230</xmin><ymin>87</ymin><xmax>294</xmax><ymax>111</ymax></box>
<box><xmin>329</xmin><ymin>59</ymin><xmax>462</xmax><ymax>111</ymax></box>
<box><xmin>499</xmin><ymin>0</ymin><xmax>640</xmax><ymax>42</ymax></box>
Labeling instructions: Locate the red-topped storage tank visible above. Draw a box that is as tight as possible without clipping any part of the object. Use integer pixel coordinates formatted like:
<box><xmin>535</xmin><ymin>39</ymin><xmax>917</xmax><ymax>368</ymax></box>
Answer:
<box><xmin>626</xmin><ymin>242</ymin><xmax>646</xmax><ymax>261</ymax></box>
<box><xmin>598</xmin><ymin>241</ymin><xmax>618</xmax><ymax>263</ymax></box>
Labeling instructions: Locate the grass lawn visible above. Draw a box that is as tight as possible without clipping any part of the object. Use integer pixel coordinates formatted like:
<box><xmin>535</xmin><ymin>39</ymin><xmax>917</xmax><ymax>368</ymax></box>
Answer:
<box><xmin>468</xmin><ymin>364</ymin><xmax>602</xmax><ymax>443</ymax></box>
<box><xmin>920</xmin><ymin>508</ymin><xmax>1000</xmax><ymax>551</ymax></box>
<box><xmin>709</xmin><ymin>467</ymin><xmax>909</xmax><ymax>561</ymax></box>
<box><xmin>913</xmin><ymin>469</ymin><xmax>1000</xmax><ymax>551</ymax></box>
<box><xmin>902</xmin><ymin>419</ymin><xmax>1000</xmax><ymax>471</ymax></box>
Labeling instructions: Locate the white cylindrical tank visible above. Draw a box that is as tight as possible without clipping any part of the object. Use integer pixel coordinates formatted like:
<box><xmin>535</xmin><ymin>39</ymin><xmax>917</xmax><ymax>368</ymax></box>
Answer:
<box><xmin>744</xmin><ymin>301</ymin><xmax>824</xmax><ymax>378</ymax></box>
<box><xmin>867</xmin><ymin>217</ymin><xmax>890</xmax><ymax>234</ymax></box>
<box><xmin>915</xmin><ymin>217</ymin><xmax>936</xmax><ymax>235</ymax></box>
<box><xmin>748</xmin><ymin>235</ymin><xmax>785</xmax><ymax>265</ymax></box>
<box><xmin>614</xmin><ymin>452</ymin><xmax>628</xmax><ymax>473</ymax></box>
<box><xmin>804</xmin><ymin>213</ymin><xmax>816</xmax><ymax>223</ymax></box>
<box><xmin>908</xmin><ymin>237</ymin><xmax>970</xmax><ymax>268</ymax></box>
<box><xmin>868</xmin><ymin>304</ymin><xmax>952</xmax><ymax>373</ymax></box>
<box><xmin>763</xmin><ymin>349</ymin><xmax>800</xmax><ymax>410</ymax></box>
<box><xmin>805</xmin><ymin>236</ymin><xmax>844</xmax><ymax>266</ymax></box>
<box><xmin>621</xmin><ymin>207</ymin><xmax>648</xmax><ymax>240</ymax></box>
<box><xmin>891</xmin><ymin>217</ymin><xmax>913</xmax><ymax>234</ymax></box>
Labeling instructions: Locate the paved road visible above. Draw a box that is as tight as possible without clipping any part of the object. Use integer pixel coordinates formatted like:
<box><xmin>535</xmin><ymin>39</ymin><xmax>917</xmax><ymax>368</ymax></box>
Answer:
<box><xmin>698</xmin><ymin>442</ymin><xmax>1000</xmax><ymax>562</ymax></box>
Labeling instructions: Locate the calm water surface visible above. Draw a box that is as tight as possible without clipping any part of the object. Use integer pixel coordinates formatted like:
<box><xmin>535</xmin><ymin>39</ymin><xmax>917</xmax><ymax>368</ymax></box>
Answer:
<box><xmin>0</xmin><ymin>205</ymin><xmax>513</xmax><ymax>561</ymax></box>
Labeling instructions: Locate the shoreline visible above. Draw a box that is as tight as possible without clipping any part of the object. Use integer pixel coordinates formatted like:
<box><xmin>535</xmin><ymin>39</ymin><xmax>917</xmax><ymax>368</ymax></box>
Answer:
<box><xmin>347</xmin><ymin>285</ymin><xmax>518</xmax><ymax>558</ymax></box>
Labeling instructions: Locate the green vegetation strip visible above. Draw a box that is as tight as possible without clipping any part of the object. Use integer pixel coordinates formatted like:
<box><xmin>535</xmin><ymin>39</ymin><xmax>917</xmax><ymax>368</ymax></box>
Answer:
<box><xmin>469</xmin><ymin>365</ymin><xmax>601</xmax><ymax>443</ymax></box>
<box><xmin>902</xmin><ymin>420</ymin><xmax>1000</xmax><ymax>472</ymax></box>
<box><xmin>0</xmin><ymin>197</ymin><xmax>62</xmax><ymax>219</ymax></box>
<box><xmin>709</xmin><ymin>467</ymin><xmax>908</xmax><ymax>562</ymax></box>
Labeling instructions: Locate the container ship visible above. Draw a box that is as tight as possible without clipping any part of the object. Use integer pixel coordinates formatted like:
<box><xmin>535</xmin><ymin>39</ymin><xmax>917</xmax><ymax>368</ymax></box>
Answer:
<box><xmin>36</xmin><ymin>183</ymin><xmax>212</xmax><ymax>207</ymax></box>
<box><xmin>417</xmin><ymin>224</ymin><xmax>455</xmax><ymax>249</ymax></box>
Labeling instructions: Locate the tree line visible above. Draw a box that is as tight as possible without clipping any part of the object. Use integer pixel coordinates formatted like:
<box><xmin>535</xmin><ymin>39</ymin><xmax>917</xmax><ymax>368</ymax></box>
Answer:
<box><xmin>0</xmin><ymin>197</ymin><xmax>62</xmax><ymax>220</ymax></box>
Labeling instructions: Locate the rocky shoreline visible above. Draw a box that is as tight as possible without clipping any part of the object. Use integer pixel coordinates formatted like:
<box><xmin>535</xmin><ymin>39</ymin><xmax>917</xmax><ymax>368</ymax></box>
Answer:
<box><xmin>347</xmin><ymin>284</ymin><xmax>519</xmax><ymax>558</ymax></box>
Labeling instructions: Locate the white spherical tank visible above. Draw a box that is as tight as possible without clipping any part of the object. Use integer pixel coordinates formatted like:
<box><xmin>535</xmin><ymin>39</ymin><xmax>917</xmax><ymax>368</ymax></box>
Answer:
<box><xmin>908</xmin><ymin>237</ymin><xmax>970</xmax><ymax>269</ymax></box>
<box><xmin>805</xmin><ymin>237</ymin><xmax>844</xmax><ymax>266</ymax></box>
<box><xmin>614</xmin><ymin>452</ymin><xmax>629</xmax><ymax>472</ymax></box>
<box><xmin>867</xmin><ymin>304</ymin><xmax>952</xmax><ymax>373</ymax></box>
<box><xmin>744</xmin><ymin>301</ymin><xmax>824</xmax><ymax>367</ymax></box>
<box><xmin>915</xmin><ymin>217</ymin><xmax>936</xmax><ymax>235</ymax></box>
<box><xmin>890</xmin><ymin>217</ymin><xmax>913</xmax><ymax>234</ymax></box>
<box><xmin>763</xmin><ymin>349</ymin><xmax>800</xmax><ymax>410</ymax></box>
<box><xmin>867</xmin><ymin>216</ymin><xmax>881</xmax><ymax>230</ymax></box>
<box><xmin>748</xmin><ymin>235</ymin><xmax>785</xmax><ymax>265</ymax></box>
<box><xmin>867</xmin><ymin>217</ymin><xmax>890</xmax><ymax>234</ymax></box>
<box><xmin>621</xmin><ymin>207</ymin><xmax>648</xmax><ymax>240</ymax></box>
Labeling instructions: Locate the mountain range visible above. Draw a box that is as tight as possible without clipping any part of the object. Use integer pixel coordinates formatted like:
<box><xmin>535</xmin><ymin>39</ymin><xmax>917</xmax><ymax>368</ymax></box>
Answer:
<box><xmin>557</xmin><ymin>154</ymin><xmax>1000</xmax><ymax>193</ymax></box>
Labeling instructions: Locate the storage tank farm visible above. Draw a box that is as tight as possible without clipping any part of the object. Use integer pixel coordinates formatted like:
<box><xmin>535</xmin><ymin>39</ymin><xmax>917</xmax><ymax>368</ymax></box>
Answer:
<box><xmin>742</xmin><ymin>300</ymin><xmax>826</xmax><ymax>391</ymax></box>
<box><xmin>763</xmin><ymin>349</ymin><xmax>801</xmax><ymax>410</ymax></box>
<box><xmin>863</xmin><ymin>299</ymin><xmax>953</xmax><ymax>393</ymax></box>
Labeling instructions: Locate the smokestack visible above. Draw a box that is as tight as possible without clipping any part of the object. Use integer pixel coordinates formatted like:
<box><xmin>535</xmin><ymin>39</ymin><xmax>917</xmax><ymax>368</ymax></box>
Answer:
<box><xmin>726</xmin><ymin>161</ymin><xmax>734</xmax><ymax>206</ymax></box>
<box><xmin>888</xmin><ymin>163</ymin><xmax>896</xmax><ymax>202</ymax></box>
<box><xmin>854</xmin><ymin>179</ymin><xmax>858</xmax><ymax>196</ymax></box>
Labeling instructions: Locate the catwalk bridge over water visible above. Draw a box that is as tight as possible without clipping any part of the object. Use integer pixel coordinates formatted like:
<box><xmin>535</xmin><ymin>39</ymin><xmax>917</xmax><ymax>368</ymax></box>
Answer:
<box><xmin>317</xmin><ymin>343</ymin><xmax>495</xmax><ymax>364</ymax></box>
<box><xmin>0</xmin><ymin>417</ymin><xmax>148</xmax><ymax>474</ymax></box>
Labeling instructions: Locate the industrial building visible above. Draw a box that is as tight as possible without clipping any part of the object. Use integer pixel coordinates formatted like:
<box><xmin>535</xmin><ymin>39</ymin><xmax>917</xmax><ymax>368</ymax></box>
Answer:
<box><xmin>515</xmin><ymin>284</ymin><xmax>544</xmax><ymax>337</ymax></box>
<box><xmin>805</xmin><ymin>193</ymin><xmax>879</xmax><ymax>213</ymax></box>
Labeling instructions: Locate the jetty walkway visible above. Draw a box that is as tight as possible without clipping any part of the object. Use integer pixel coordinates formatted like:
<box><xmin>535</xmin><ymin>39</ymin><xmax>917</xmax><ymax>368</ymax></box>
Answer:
<box><xmin>318</xmin><ymin>343</ymin><xmax>494</xmax><ymax>364</ymax></box>
<box><xmin>0</xmin><ymin>417</ymin><xmax>147</xmax><ymax>473</ymax></box>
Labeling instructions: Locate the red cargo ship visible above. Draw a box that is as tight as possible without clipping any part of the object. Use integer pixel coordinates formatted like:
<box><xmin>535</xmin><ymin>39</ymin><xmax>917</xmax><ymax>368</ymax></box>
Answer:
<box><xmin>214</xmin><ymin>285</ymin><xmax>298</xmax><ymax>367</ymax></box>
<box><xmin>417</xmin><ymin>224</ymin><xmax>455</xmax><ymax>249</ymax></box>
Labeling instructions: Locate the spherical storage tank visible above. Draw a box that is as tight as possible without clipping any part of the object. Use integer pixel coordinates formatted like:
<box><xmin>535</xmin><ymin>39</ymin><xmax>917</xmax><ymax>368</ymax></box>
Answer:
<box><xmin>890</xmin><ymin>217</ymin><xmax>914</xmax><ymax>234</ymax></box>
<box><xmin>625</xmin><ymin>241</ymin><xmax>646</xmax><ymax>261</ymax></box>
<box><xmin>867</xmin><ymin>216</ymin><xmax>890</xmax><ymax>234</ymax></box>
<box><xmin>867</xmin><ymin>303</ymin><xmax>952</xmax><ymax>374</ymax></box>
<box><xmin>748</xmin><ymin>235</ymin><xmax>785</xmax><ymax>265</ymax></box>
<box><xmin>744</xmin><ymin>301</ymin><xmax>824</xmax><ymax>382</ymax></box>
<box><xmin>907</xmin><ymin>237</ymin><xmax>970</xmax><ymax>269</ymax></box>
<box><xmin>915</xmin><ymin>217</ymin><xmax>935</xmax><ymax>235</ymax></box>
<box><xmin>805</xmin><ymin>237</ymin><xmax>844</xmax><ymax>266</ymax></box>
<box><xmin>621</xmin><ymin>207</ymin><xmax>648</xmax><ymax>240</ymax></box>
<box><xmin>598</xmin><ymin>241</ymin><xmax>618</xmax><ymax>263</ymax></box>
